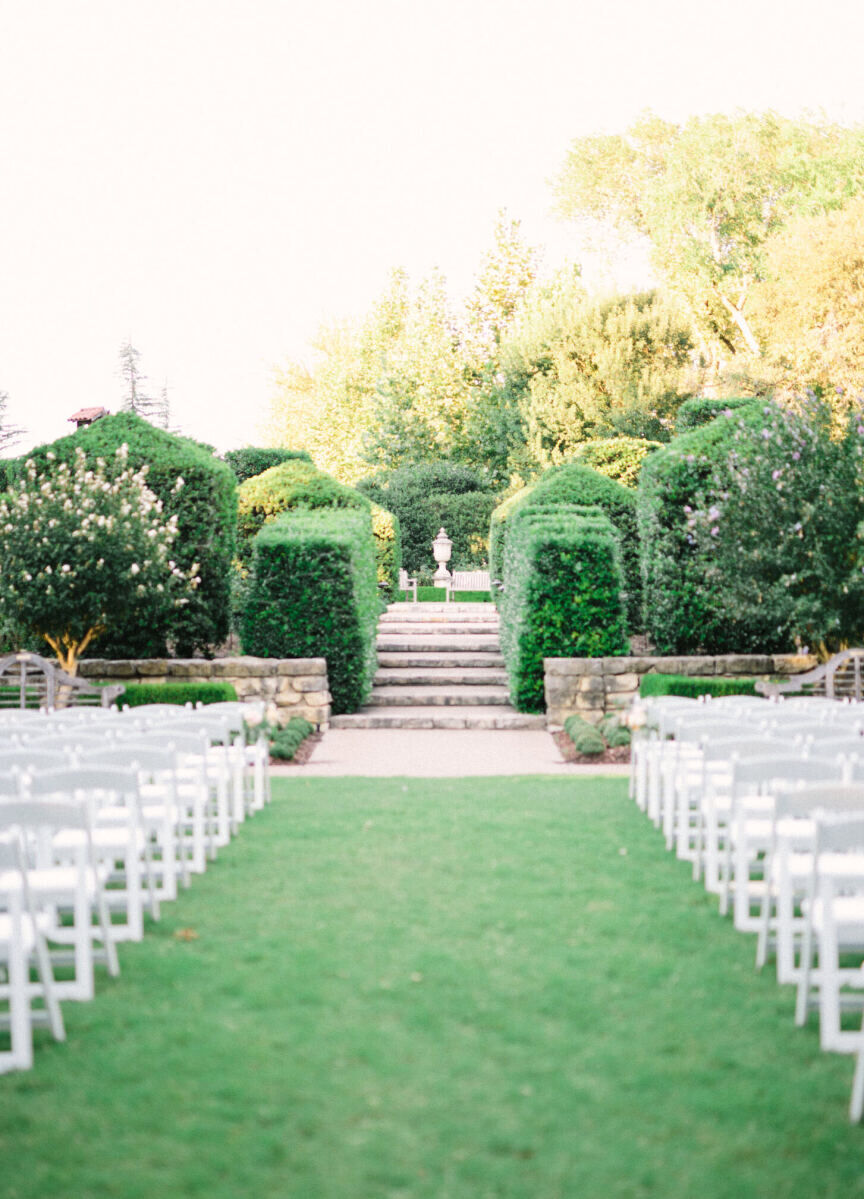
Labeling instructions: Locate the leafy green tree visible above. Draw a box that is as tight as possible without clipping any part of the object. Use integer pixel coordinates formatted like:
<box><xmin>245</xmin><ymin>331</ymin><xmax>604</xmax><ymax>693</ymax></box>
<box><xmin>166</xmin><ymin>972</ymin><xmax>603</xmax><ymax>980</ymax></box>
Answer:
<box><xmin>747</xmin><ymin>196</ymin><xmax>864</xmax><ymax>403</ymax></box>
<box><xmin>499</xmin><ymin>285</ymin><xmax>694</xmax><ymax>470</ymax></box>
<box><xmin>0</xmin><ymin>446</ymin><xmax>199</xmax><ymax>673</ymax></box>
<box><xmin>554</xmin><ymin>111</ymin><xmax>864</xmax><ymax>373</ymax></box>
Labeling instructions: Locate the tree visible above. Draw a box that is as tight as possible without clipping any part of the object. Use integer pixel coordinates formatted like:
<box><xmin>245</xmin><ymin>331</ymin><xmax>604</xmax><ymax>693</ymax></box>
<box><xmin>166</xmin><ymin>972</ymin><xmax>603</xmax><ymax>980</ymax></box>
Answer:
<box><xmin>746</xmin><ymin>196</ymin><xmax>864</xmax><ymax>403</ymax></box>
<box><xmin>497</xmin><ymin>284</ymin><xmax>695</xmax><ymax>471</ymax></box>
<box><xmin>0</xmin><ymin>390</ymin><xmax>24</xmax><ymax>456</ymax></box>
<box><xmin>0</xmin><ymin>445</ymin><xmax>199</xmax><ymax>673</ymax></box>
<box><xmin>554</xmin><ymin>111</ymin><xmax>864</xmax><ymax>376</ymax></box>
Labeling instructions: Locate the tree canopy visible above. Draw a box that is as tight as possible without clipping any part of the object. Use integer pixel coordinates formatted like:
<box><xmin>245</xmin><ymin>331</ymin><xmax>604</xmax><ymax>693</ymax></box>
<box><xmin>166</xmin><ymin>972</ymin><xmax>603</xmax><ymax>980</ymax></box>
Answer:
<box><xmin>553</xmin><ymin>111</ymin><xmax>864</xmax><ymax>374</ymax></box>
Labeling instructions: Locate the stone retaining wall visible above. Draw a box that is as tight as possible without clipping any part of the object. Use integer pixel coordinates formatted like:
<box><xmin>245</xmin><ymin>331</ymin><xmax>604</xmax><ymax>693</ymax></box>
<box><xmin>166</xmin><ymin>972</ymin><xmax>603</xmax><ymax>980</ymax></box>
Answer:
<box><xmin>544</xmin><ymin>653</ymin><xmax>818</xmax><ymax>728</ymax></box>
<box><xmin>78</xmin><ymin>657</ymin><xmax>331</xmax><ymax>729</ymax></box>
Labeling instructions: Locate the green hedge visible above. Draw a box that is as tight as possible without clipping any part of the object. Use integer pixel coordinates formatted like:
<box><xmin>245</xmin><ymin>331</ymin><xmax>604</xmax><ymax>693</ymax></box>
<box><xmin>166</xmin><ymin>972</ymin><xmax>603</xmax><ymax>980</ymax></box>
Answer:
<box><xmin>357</xmin><ymin>463</ymin><xmax>496</xmax><ymax>573</ymax></box>
<box><xmin>490</xmin><ymin>464</ymin><xmax>640</xmax><ymax>628</ymax></box>
<box><xmin>240</xmin><ymin>509</ymin><xmax>378</xmax><ymax>714</ymax></box>
<box><xmin>639</xmin><ymin>674</ymin><xmax>758</xmax><ymax>698</ymax></box>
<box><xmin>10</xmin><ymin>414</ymin><xmax>236</xmax><ymax>658</ymax></box>
<box><xmin>570</xmin><ymin>437</ymin><xmax>663</xmax><ymax>488</ymax></box>
<box><xmin>236</xmin><ymin>458</ymin><xmax>400</xmax><ymax>596</ymax></box>
<box><xmin>119</xmin><ymin>682</ymin><xmax>239</xmax><ymax>708</ymax></box>
<box><xmin>674</xmin><ymin>397</ymin><xmax>758</xmax><ymax>434</ymax></box>
<box><xmin>499</xmin><ymin>506</ymin><xmax>628</xmax><ymax>713</ymax></box>
<box><xmin>222</xmin><ymin>447</ymin><xmax>312</xmax><ymax>483</ymax></box>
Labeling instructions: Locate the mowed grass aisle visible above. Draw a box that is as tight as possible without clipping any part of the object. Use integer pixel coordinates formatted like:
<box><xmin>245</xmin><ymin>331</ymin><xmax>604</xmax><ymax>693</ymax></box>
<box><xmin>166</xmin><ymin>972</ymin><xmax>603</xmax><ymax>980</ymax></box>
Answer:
<box><xmin>2</xmin><ymin>777</ymin><xmax>863</xmax><ymax>1198</ymax></box>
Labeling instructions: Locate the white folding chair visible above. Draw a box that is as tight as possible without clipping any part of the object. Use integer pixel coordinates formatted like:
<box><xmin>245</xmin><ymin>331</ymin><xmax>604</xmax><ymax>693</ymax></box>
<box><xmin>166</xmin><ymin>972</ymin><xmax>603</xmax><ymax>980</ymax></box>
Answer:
<box><xmin>756</xmin><ymin>783</ymin><xmax>864</xmax><ymax>984</ymax></box>
<box><xmin>0</xmin><ymin>824</ymin><xmax>66</xmax><ymax>1071</ymax></box>
<box><xmin>795</xmin><ymin>813</ymin><xmax>864</xmax><ymax>1051</ymax></box>
<box><xmin>719</xmin><ymin>755</ymin><xmax>846</xmax><ymax>931</ymax></box>
<box><xmin>0</xmin><ymin>794</ymin><xmax>119</xmax><ymax>1001</ymax></box>
<box><xmin>37</xmin><ymin>766</ymin><xmax>159</xmax><ymax>943</ymax></box>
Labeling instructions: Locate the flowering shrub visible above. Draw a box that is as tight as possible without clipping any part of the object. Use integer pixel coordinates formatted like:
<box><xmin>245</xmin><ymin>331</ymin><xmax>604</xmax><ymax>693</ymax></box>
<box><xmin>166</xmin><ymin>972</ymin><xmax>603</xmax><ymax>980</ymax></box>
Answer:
<box><xmin>639</xmin><ymin>394</ymin><xmax>864</xmax><ymax>654</ymax></box>
<box><xmin>0</xmin><ymin>446</ymin><xmax>199</xmax><ymax>673</ymax></box>
<box><xmin>685</xmin><ymin>395</ymin><xmax>864</xmax><ymax>654</ymax></box>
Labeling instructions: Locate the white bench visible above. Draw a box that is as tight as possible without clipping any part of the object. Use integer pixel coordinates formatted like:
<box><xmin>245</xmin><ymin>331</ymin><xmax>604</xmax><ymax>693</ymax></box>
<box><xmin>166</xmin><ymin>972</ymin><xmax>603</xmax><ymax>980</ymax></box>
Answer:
<box><xmin>444</xmin><ymin>570</ymin><xmax>490</xmax><ymax>601</ymax></box>
<box><xmin>398</xmin><ymin>569</ymin><xmax>418</xmax><ymax>602</ymax></box>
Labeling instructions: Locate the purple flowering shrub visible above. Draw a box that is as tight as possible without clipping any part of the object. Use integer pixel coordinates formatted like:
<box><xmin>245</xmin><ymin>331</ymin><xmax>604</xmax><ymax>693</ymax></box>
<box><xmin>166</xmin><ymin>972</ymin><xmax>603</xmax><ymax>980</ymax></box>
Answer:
<box><xmin>685</xmin><ymin>394</ymin><xmax>864</xmax><ymax>655</ymax></box>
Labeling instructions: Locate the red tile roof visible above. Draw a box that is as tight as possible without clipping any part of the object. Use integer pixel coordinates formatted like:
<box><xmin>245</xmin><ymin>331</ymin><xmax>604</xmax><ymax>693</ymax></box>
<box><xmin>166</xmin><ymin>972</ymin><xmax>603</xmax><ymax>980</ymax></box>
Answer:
<box><xmin>68</xmin><ymin>406</ymin><xmax>109</xmax><ymax>422</ymax></box>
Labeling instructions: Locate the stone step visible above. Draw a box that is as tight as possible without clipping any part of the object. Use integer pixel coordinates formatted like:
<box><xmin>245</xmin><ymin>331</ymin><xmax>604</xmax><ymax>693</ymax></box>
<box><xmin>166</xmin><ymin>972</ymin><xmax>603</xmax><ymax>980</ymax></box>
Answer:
<box><xmin>376</xmin><ymin>636</ymin><xmax>501</xmax><ymax>653</ymax></box>
<box><xmin>377</xmin><ymin>652</ymin><xmax>506</xmax><ymax>669</ymax></box>
<box><xmin>376</xmin><ymin>628</ymin><xmax>498</xmax><ymax>637</ymax></box>
<box><xmin>367</xmin><ymin>685</ymin><xmax>512</xmax><ymax>707</ymax></box>
<box><xmin>385</xmin><ymin>603</ymin><xmax>496</xmax><ymax>613</ymax></box>
<box><xmin>373</xmin><ymin>667</ymin><xmax>508</xmax><ymax>686</ymax></box>
<box><xmin>330</xmin><ymin>706</ymin><xmax>547</xmax><ymax>730</ymax></box>
<box><xmin>379</xmin><ymin>612</ymin><xmax>499</xmax><ymax>624</ymax></box>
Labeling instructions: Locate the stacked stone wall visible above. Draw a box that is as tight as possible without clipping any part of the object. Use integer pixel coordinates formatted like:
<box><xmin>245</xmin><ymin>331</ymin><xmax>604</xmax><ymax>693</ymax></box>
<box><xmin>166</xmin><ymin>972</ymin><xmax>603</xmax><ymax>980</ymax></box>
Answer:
<box><xmin>78</xmin><ymin>657</ymin><xmax>331</xmax><ymax>729</ymax></box>
<box><xmin>544</xmin><ymin>653</ymin><xmax>818</xmax><ymax>728</ymax></box>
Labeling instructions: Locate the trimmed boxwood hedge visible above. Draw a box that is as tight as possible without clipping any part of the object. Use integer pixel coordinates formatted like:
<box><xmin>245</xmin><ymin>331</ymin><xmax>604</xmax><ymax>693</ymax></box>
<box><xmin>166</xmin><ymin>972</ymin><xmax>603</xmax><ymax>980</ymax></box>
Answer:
<box><xmin>119</xmin><ymin>682</ymin><xmax>239</xmax><ymax>707</ymax></box>
<box><xmin>674</xmin><ymin>396</ymin><xmax>758</xmax><ymax>434</ymax></box>
<box><xmin>240</xmin><ymin>509</ymin><xmax>378</xmax><ymax>714</ymax></box>
<box><xmin>490</xmin><ymin>464</ymin><xmax>641</xmax><ymax>628</ymax></box>
<box><xmin>499</xmin><ymin>505</ymin><xmax>628</xmax><ymax>713</ymax></box>
<box><xmin>236</xmin><ymin>459</ymin><xmax>401</xmax><ymax>595</ymax></box>
<box><xmin>9</xmin><ymin>413</ymin><xmax>236</xmax><ymax>658</ymax></box>
<box><xmin>270</xmin><ymin>716</ymin><xmax>315</xmax><ymax>760</ymax></box>
<box><xmin>222</xmin><ymin>447</ymin><xmax>312</xmax><ymax>483</ymax></box>
<box><xmin>639</xmin><ymin>674</ymin><xmax>758</xmax><ymax>698</ymax></box>
<box><xmin>570</xmin><ymin>437</ymin><xmax>662</xmax><ymax>488</ymax></box>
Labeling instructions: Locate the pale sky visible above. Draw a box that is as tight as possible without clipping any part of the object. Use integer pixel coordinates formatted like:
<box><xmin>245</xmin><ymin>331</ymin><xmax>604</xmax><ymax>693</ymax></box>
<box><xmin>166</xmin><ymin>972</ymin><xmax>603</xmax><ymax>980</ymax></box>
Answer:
<box><xmin>2</xmin><ymin>0</ymin><xmax>863</xmax><ymax>457</ymax></box>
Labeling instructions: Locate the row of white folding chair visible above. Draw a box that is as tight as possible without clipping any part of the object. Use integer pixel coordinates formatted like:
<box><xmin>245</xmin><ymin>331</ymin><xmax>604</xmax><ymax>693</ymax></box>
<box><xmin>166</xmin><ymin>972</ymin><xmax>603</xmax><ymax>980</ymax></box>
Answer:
<box><xmin>627</xmin><ymin>713</ymin><xmax>864</xmax><ymax>1119</ymax></box>
<box><xmin>0</xmin><ymin>734</ymin><xmax>218</xmax><ymax>884</ymax></box>
<box><xmin>0</xmin><ymin>817</ymin><xmax>65</xmax><ymax>1072</ymax></box>
<box><xmin>9</xmin><ymin>720</ymin><xmax>234</xmax><ymax>852</ymax></box>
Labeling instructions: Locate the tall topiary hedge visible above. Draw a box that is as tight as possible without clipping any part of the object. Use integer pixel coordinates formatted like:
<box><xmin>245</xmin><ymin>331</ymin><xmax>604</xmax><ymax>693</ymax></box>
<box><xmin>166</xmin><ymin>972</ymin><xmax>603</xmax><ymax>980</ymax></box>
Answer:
<box><xmin>222</xmin><ymin>447</ymin><xmax>312</xmax><ymax>483</ymax></box>
<box><xmin>240</xmin><ymin>509</ymin><xmax>378</xmax><ymax>714</ymax></box>
<box><xmin>499</xmin><ymin>505</ymin><xmax>628</xmax><ymax>712</ymax></box>
<box><xmin>236</xmin><ymin>459</ymin><xmax>401</xmax><ymax>593</ymax></box>
<box><xmin>490</xmin><ymin>464</ymin><xmax>640</xmax><ymax>628</ymax></box>
<box><xmin>9</xmin><ymin>413</ymin><xmax>236</xmax><ymax>657</ymax></box>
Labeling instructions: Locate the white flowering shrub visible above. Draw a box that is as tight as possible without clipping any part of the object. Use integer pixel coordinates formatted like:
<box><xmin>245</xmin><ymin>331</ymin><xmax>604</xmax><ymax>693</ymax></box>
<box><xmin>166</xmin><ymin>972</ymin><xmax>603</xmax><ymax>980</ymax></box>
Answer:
<box><xmin>0</xmin><ymin>445</ymin><xmax>199</xmax><ymax>673</ymax></box>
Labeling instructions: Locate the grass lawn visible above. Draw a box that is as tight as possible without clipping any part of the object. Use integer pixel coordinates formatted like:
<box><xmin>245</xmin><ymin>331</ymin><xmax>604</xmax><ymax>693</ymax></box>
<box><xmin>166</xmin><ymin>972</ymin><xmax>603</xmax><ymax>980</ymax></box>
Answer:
<box><xmin>2</xmin><ymin>776</ymin><xmax>863</xmax><ymax>1198</ymax></box>
<box><xmin>396</xmin><ymin>588</ymin><xmax>491</xmax><ymax>603</ymax></box>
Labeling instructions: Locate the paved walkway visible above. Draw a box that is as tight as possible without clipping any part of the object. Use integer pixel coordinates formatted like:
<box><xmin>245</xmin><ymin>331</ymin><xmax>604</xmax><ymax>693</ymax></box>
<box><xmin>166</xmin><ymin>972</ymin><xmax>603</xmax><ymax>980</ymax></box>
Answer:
<box><xmin>272</xmin><ymin>727</ymin><xmax>630</xmax><ymax>778</ymax></box>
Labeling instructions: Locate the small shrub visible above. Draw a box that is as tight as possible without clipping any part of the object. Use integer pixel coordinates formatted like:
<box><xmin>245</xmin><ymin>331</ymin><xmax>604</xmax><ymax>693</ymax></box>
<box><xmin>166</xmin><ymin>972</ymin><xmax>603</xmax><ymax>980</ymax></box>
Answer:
<box><xmin>270</xmin><ymin>717</ymin><xmax>315</xmax><ymax>760</ymax></box>
<box><xmin>120</xmin><ymin>682</ymin><xmax>239</xmax><ymax>707</ymax></box>
<box><xmin>500</xmin><ymin>506</ymin><xmax>628</xmax><ymax>713</ymax></box>
<box><xmin>639</xmin><ymin>674</ymin><xmax>757</xmax><ymax>698</ymax></box>
<box><xmin>240</xmin><ymin>509</ymin><xmax>378</xmax><ymax>715</ymax></box>
<box><xmin>563</xmin><ymin>715</ymin><xmax>606</xmax><ymax>756</ymax></box>
<box><xmin>223</xmin><ymin>447</ymin><xmax>312</xmax><ymax>483</ymax></box>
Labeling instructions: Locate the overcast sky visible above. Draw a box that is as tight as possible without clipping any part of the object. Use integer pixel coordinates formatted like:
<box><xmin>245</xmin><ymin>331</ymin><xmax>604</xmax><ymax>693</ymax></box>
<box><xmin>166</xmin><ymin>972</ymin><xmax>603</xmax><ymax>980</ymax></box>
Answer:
<box><xmin>2</xmin><ymin>0</ymin><xmax>864</xmax><ymax>456</ymax></box>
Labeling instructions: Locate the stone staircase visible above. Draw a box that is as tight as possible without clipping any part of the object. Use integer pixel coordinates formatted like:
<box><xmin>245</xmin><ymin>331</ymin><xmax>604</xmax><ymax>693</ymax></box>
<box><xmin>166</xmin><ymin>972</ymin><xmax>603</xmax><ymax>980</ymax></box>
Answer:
<box><xmin>330</xmin><ymin>602</ymin><xmax>546</xmax><ymax>729</ymax></box>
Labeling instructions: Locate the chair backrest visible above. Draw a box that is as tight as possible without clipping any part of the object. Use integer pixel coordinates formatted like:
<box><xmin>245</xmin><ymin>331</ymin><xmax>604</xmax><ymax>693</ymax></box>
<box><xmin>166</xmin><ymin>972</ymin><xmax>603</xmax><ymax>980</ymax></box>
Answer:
<box><xmin>813</xmin><ymin>811</ymin><xmax>864</xmax><ymax>855</ymax></box>
<box><xmin>731</xmin><ymin>754</ymin><xmax>843</xmax><ymax>791</ymax></box>
<box><xmin>0</xmin><ymin>748</ymin><xmax>70</xmax><ymax>773</ymax></box>
<box><xmin>773</xmin><ymin>782</ymin><xmax>864</xmax><ymax>821</ymax></box>
<box><xmin>702</xmin><ymin>736</ymin><xmax>789</xmax><ymax>763</ymax></box>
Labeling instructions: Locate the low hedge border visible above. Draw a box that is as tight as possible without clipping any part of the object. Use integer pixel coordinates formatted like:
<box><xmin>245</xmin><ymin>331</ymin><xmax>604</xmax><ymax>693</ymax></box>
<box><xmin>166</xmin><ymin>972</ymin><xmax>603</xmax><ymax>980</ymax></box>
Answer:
<box><xmin>118</xmin><ymin>682</ymin><xmax>239</xmax><ymax>707</ymax></box>
<box><xmin>639</xmin><ymin>673</ymin><xmax>757</xmax><ymax>698</ymax></box>
<box><xmin>563</xmin><ymin>713</ymin><xmax>632</xmax><ymax>756</ymax></box>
